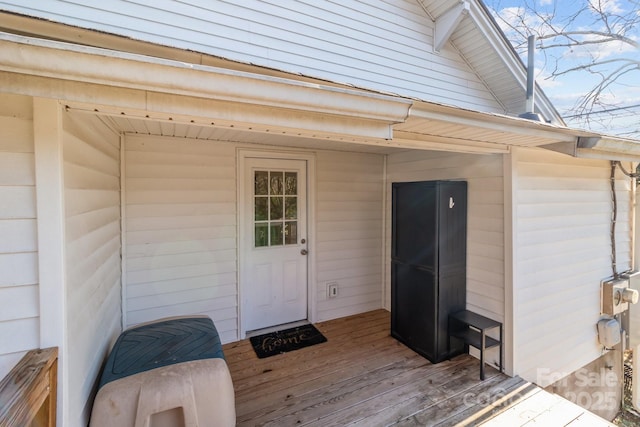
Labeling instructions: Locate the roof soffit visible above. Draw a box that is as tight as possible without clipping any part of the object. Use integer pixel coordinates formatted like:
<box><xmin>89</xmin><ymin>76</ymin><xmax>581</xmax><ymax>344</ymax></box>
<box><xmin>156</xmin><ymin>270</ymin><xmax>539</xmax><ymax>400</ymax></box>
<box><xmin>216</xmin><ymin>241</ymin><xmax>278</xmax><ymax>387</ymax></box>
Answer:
<box><xmin>433</xmin><ymin>1</ymin><xmax>470</xmax><ymax>52</ymax></box>
<box><xmin>420</xmin><ymin>0</ymin><xmax>564</xmax><ymax>125</ymax></box>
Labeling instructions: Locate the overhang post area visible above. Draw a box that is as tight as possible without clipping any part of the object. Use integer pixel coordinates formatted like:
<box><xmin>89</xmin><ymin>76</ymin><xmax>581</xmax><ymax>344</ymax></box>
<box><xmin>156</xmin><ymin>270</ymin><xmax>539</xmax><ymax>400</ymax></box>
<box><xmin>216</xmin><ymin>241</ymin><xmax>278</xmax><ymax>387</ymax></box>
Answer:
<box><xmin>33</xmin><ymin>97</ymin><xmax>68</xmax><ymax>427</ymax></box>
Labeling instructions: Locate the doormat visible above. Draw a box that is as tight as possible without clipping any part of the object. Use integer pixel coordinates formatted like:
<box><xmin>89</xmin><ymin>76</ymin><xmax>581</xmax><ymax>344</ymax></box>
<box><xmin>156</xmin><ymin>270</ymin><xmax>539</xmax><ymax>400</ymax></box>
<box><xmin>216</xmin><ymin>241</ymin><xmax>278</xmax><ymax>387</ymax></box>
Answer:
<box><xmin>249</xmin><ymin>324</ymin><xmax>327</xmax><ymax>359</ymax></box>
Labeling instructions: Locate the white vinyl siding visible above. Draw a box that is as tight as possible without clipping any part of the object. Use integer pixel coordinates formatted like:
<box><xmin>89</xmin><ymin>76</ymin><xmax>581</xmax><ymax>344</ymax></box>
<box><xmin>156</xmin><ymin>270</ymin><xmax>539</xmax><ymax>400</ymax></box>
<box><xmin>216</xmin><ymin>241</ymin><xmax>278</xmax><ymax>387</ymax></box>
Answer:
<box><xmin>385</xmin><ymin>150</ymin><xmax>505</xmax><ymax>366</ymax></box>
<box><xmin>511</xmin><ymin>147</ymin><xmax>632</xmax><ymax>386</ymax></box>
<box><xmin>315</xmin><ymin>151</ymin><xmax>384</xmax><ymax>321</ymax></box>
<box><xmin>0</xmin><ymin>0</ymin><xmax>502</xmax><ymax>112</ymax></box>
<box><xmin>63</xmin><ymin>112</ymin><xmax>121</xmax><ymax>426</ymax></box>
<box><xmin>124</xmin><ymin>135</ymin><xmax>238</xmax><ymax>343</ymax></box>
<box><xmin>123</xmin><ymin>135</ymin><xmax>388</xmax><ymax>338</ymax></box>
<box><xmin>0</xmin><ymin>94</ymin><xmax>39</xmax><ymax>380</ymax></box>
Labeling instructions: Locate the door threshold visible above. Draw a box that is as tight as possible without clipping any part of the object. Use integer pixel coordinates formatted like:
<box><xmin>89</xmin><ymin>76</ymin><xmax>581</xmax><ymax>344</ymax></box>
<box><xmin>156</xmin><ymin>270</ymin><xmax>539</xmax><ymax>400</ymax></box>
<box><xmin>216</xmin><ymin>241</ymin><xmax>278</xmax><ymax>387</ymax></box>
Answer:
<box><xmin>246</xmin><ymin>319</ymin><xmax>310</xmax><ymax>338</ymax></box>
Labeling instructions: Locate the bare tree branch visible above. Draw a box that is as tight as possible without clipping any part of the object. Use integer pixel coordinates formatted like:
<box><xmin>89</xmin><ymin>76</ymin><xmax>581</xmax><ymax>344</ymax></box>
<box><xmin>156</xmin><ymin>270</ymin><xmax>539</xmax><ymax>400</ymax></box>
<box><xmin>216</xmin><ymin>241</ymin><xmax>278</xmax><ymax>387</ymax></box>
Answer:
<box><xmin>486</xmin><ymin>0</ymin><xmax>640</xmax><ymax>138</ymax></box>
<box><xmin>539</xmin><ymin>31</ymin><xmax>639</xmax><ymax>49</ymax></box>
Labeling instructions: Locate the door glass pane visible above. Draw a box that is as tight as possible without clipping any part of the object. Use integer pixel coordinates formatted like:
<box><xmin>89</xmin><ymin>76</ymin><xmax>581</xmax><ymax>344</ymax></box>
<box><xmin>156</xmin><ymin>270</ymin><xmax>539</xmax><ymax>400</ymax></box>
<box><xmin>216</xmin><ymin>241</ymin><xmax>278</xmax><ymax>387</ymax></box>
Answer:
<box><xmin>270</xmin><ymin>172</ymin><xmax>283</xmax><ymax>195</ymax></box>
<box><xmin>285</xmin><ymin>221</ymin><xmax>297</xmax><ymax>245</ymax></box>
<box><xmin>255</xmin><ymin>223</ymin><xmax>268</xmax><ymax>247</ymax></box>
<box><xmin>285</xmin><ymin>197</ymin><xmax>297</xmax><ymax>220</ymax></box>
<box><xmin>285</xmin><ymin>172</ymin><xmax>297</xmax><ymax>195</ymax></box>
<box><xmin>254</xmin><ymin>169</ymin><xmax>300</xmax><ymax>248</ymax></box>
<box><xmin>270</xmin><ymin>197</ymin><xmax>283</xmax><ymax>220</ymax></box>
<box><xmin>255</xmin><ymin>171</ymin><xmax>268</xmax><ymax>195</ymax></box>
<box><xmin>255</xmin><ymin>197</ymin><xmax>268</xmax><ymax>221</ymax></box>
<box><xmin>270</xmin><ymin>223</ymin><xmax>283</xmax><ymax>246</ymax></box>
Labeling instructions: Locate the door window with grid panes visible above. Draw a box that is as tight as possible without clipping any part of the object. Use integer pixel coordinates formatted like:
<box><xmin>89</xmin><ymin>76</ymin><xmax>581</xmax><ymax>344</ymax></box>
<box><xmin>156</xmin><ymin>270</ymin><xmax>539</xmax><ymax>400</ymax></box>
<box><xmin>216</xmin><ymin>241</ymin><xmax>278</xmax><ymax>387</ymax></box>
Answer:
<box><xmin>254</xmin><ymin>170</ymin><xmax>298</xmax><ymax>247</ymax></box>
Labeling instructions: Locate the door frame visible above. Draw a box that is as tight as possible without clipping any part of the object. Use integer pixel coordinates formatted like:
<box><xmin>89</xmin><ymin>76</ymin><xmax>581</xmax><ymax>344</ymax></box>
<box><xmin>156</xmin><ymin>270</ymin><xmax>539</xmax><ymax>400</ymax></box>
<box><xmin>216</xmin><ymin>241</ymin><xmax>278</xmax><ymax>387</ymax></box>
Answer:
<box><xmin>237</xmin><ymin>148</ymin><xmax>317</xmax><ymax>339</ymax></box>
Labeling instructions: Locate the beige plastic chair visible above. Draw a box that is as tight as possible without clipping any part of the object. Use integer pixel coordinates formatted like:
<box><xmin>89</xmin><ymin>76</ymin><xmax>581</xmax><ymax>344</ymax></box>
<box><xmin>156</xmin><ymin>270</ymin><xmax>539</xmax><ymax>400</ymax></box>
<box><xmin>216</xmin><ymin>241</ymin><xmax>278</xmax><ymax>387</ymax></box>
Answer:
<box><xmin>90</xmin><ymin>358</ymin><xmax>235</xmax><ymax>427</ymax></box>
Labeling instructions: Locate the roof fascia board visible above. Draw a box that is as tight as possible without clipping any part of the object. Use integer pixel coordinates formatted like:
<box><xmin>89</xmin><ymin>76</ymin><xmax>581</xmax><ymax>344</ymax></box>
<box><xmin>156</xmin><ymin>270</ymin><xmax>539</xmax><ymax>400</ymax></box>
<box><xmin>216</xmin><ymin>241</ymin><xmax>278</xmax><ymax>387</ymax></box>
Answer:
<box><xmin>543</xmin><ymin>135</ymin><xmax>640</xmax><ymax>161</ymax></box>
<box><xmin>578</xmin><ymin>136</ymin><xmax>640</xmax><ymax>160</ymax></box>
<box><xmin>575</xmin><ymin>149</ymin><xmax>640</xmax><ymax>162</ymax></box>
<box><xmin>1</xmin><ymin>70</ymin><xmax>399</xmax><ymax>143</ymax></box>
<box><xmin>0</xmin><ymin>32</ymin><xmax>412</xmax><ymax>125</ymax></box>
<box><xmin>409</xmin><ymin>101</ymin><xmax>576</xmax><ymax>143</ymax></box>
<box><xmin>434</xmin><ymin>1</ymin><xmax>470</xmax><ymax>52</ymax></box>
<box><xmin>393</xmin><ymin>130</ymin><xmax>509</xmax><ymax>153</ymax></box>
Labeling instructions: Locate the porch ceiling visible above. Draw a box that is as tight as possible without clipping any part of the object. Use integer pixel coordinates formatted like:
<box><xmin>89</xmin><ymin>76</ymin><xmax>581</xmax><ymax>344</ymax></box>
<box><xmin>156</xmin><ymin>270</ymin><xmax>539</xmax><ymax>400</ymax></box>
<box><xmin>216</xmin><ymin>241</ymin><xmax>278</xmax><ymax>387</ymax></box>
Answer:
<box><xmin>90</xmin><ymin>103</ymin><xmax>633</xmax><ymax>158</ymax></box>
<box><xmin>98</xmin><ymin>113</ymin><xmax>399</xmax><ymax>154</ymax></box>
<box><xmin>90</xmin><ymin>107</ymin><xmax>571</xmax><ymax>156</ymax></box>
<box><xmin>83</xmin><ymin>97</ymin><xmax>587</xmax><ymax>156</ymax></box>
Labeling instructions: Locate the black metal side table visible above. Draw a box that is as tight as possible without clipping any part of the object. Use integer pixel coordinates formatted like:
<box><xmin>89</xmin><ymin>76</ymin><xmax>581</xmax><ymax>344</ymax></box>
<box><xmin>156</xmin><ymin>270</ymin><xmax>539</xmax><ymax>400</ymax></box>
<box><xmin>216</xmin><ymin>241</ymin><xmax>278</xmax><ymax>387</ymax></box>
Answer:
<box><xmin>449</xmin><ymin>309</ymin><xmax>502</xmax><ymax>380</ymax></box>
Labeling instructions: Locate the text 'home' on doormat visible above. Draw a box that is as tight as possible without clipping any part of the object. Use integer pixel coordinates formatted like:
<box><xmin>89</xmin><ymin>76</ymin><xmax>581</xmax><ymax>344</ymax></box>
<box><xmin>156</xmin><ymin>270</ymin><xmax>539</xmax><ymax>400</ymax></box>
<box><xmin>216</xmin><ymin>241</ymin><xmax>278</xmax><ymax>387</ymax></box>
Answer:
<box><xmin>249</xmin><ymin>324</ymin><xmax>327</xmax><ymax>359</ymax></box>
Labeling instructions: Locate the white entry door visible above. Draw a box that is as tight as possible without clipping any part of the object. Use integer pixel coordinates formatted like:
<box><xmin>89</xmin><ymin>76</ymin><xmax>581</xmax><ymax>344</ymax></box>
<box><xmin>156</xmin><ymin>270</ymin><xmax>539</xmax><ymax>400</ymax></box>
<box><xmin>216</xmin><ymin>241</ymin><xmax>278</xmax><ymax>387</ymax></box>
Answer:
<box><xmin>241</xmin><ymin>157</ymin><xmax>308</xmax><ymax>332</ymax></box>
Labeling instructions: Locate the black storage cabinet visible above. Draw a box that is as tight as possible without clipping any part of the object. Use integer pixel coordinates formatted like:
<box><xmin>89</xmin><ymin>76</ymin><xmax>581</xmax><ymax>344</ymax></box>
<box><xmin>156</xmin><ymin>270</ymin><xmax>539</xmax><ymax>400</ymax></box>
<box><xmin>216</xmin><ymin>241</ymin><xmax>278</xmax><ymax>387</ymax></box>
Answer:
<box><xmin>391</xmin><ymin>180</ymin><xmax>467</xmax><ymax>363</ymax></box>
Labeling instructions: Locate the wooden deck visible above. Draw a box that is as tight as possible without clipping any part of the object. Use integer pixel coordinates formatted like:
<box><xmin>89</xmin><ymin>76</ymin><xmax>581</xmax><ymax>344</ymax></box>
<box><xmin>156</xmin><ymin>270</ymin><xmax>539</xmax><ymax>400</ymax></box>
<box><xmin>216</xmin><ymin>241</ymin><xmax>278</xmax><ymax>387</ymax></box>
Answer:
<box><xmin>222</xmin><ymin>310</ymin><xmax>613</xmax><ymax>426</ymax></box>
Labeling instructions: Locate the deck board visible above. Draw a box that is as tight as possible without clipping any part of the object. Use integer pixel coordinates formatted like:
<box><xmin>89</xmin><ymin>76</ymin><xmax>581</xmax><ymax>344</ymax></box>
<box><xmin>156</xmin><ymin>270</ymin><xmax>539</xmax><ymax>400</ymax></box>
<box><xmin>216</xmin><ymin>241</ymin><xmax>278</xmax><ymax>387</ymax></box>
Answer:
<box><xmin>222</xmin><ymin>309</ymin><xmax>613</xmax><ymax>426</ymax></box>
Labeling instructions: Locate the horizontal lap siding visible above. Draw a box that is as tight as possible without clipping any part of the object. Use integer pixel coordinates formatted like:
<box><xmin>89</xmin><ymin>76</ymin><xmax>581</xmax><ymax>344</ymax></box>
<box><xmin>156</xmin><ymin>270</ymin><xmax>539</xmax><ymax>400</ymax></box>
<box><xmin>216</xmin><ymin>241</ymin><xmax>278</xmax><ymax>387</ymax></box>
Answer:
<box><xmin>386</xmin><ymin>150</ymin><xmax>505</xmax><ymax>365</ymax></box>
<box><xmin>124</xmin><ymin>135</ymin><xmax>238</xmax><ymax>343</ymax></box>
<box><xmin>63</xmin><ymin>112</ymin><xmax>122</xmax><ymax>426</ymax></box>
<box><xmin>513</xmin><ymin>147</ymin><xmax>632</xmax><ymax>386</ymax></box>
<box><xmin>315</xmin><ymin>151</ymin><xmax>385</xmax><ymax>321</ymax></box>
<box><xmin>0</xmin><ymin>94</ymin><xmax>39</xmax><ymax>380</ymax></box>
<box><xmin>386</xmin><ymin>151</ymin><xmax>505</xmax><ymax>316</ymax></box>
<box><xmin>0</xmin><ymin>0</ymin><xmax>501</xmax><ymax>112</ymax></box>
<box><xmin>124</xmin><ymin>136</ymin><xmax>386</xmax><ymax>331</ymax></box>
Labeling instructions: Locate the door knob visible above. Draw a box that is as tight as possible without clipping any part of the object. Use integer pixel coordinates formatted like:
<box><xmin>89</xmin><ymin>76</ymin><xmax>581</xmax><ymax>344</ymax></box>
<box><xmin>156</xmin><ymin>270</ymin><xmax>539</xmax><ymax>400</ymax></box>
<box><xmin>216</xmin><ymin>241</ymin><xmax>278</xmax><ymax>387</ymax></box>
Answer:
<box><xmin>300</xmin><ymin>249</ymin><xmax>308</xmax><ymax>255</ymax></box>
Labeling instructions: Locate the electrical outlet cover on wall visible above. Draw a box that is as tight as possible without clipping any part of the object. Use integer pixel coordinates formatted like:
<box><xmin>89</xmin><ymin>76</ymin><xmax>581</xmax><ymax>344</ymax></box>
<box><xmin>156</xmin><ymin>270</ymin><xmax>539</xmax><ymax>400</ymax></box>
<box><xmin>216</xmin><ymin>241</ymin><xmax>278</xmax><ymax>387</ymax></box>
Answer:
<box><xmin>327</xmin><ymin>282</ymin><xmax>338</xmax><ymax>298</ymax></box>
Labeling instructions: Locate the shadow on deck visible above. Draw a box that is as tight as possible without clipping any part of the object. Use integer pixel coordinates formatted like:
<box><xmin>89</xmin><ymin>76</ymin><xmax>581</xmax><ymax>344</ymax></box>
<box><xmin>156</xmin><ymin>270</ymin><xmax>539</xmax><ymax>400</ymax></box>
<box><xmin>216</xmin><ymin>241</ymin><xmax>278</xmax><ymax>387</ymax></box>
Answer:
<box><xmin>222</xmin><ymin>309</ymin><xmax>612</xmax><ymax>426</ymax></box>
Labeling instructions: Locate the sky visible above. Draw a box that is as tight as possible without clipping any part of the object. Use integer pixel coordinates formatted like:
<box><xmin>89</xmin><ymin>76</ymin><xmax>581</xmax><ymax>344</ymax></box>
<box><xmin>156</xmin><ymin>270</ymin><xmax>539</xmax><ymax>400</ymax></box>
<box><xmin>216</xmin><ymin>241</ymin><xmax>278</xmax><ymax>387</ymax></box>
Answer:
<box><xmin>484</xmin><ymin>0</ymin><xmax>640</xmax><ymax>138</ymax></box>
